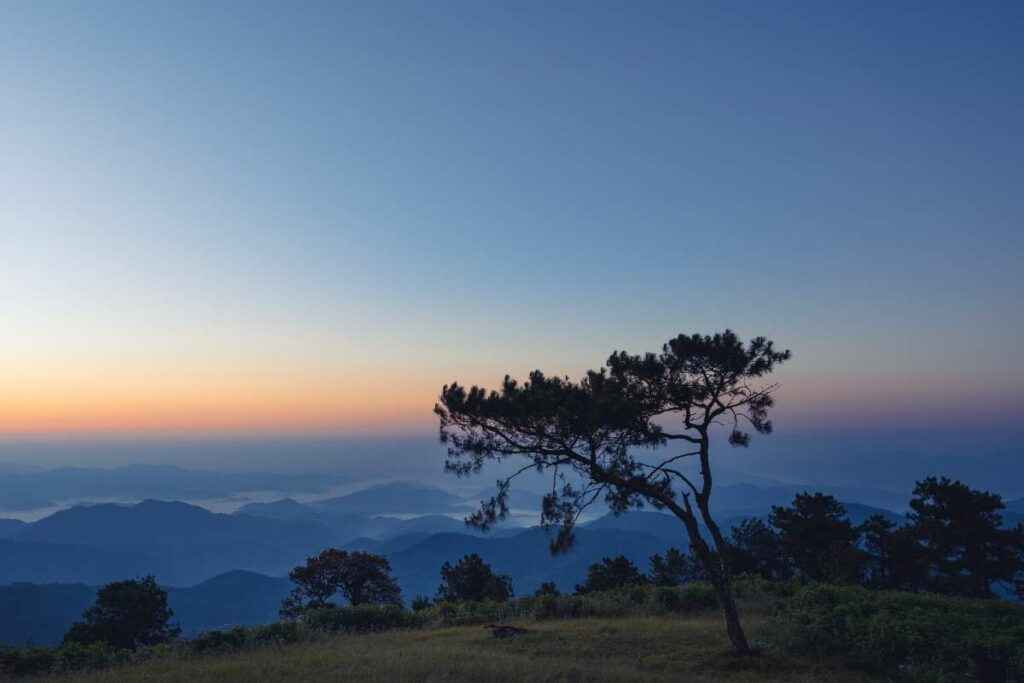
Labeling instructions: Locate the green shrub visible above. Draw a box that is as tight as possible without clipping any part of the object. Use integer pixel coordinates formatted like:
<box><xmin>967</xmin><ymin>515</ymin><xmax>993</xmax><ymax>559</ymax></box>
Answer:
<box><xmin>254</xmin><ymin>621</ymin><xmax>303</xmax><ymax>644</ymax></box>
<box><xmin>628</xmin><ymin>585</ymin><xmax>648</xmax><ymax>605</ymax></box>
<box><xmin>190</xmin><ymin>627</ymin><xmax>250</xmax><ymax>654</ymax></box>
<box><xmin>54</xmin><ymin>641</ymin><xmax>123</xmax><ymax>672</ymax></box>
<box><xmin>652</xmin><ymin>586</ymin><xmax>682</xmax><ymax>612</ymax></box>
<box><xmin>732</xmin><ymin>573</ymin><xmax>800</xmax><ymax>600</ymax></box>
<box><xmin>767</xmin><ymin>584</ymin><xmax>1024</xmax><ymax>681</ymax></box>
<box><xmin>304</xmin><ymin>605</ymin><xmax>421</xmax><ymax>634</ymax></box>
<box><xmin>676</xmin><ymin>583</ymin><xmax>719</xmax><ymax>612</ymax></box>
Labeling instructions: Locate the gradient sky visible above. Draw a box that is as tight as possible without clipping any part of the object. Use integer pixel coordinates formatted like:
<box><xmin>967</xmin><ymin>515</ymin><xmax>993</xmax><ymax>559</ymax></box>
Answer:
<box><xmin>2</xmin><ymin>2</ymin><xmax>1022</xmax><ymax>443</ymax></box>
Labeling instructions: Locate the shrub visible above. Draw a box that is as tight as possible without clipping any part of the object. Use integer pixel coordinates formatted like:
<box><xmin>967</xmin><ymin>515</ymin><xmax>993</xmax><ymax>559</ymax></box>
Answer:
<box><xmin>732</xmin><ymin>573</ymin><xmax>800</xmax><ymax>600</ymax></box>
<box><xmin>627</xmin><ymin>585</ymin><xmax>647</xmax><ymax>605</ymax></box>
<box><xmin>54</xmin><ymin>641</ymin><xmax>123</xmax><ymax>672</ymax></box>
<box><xmin>427</xmin><ymin>599</ymin><xmax>529</xmax><ymax>626</ymax></box>
<box><xmin>189</xmin><ymin>627</ymin><xmax>249</xmax><ymax>654</ymax></box>
<box><xmin>674</xmin><ymin>583</ymin><xmax>719</xmax><ymax>612</ymax></box>
<box><xmin>254</xmin><ymin>621</ymin><xmax>303</xmax><ymax>644</ymax></box>
<box><xmin>303</xmin><ymin>605</ymin><xmax>421</xmax><ymax>634</ymax></box>
<box><xmin>652</xmin><ymin>586</ymin><xmax>682</xmax><ymax>612</ymax></box>
<box><xmin>767</xmin><ymin>584</ymin><xmax>1024</xmax><ymax>680</ymax></box>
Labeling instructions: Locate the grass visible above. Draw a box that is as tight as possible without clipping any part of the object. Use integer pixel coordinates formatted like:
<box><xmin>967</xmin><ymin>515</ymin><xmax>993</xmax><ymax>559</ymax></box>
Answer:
<box><xmin>41</xmin><ymin>615</ymin><xmax>871</xmax><ymax>683</ymax></box>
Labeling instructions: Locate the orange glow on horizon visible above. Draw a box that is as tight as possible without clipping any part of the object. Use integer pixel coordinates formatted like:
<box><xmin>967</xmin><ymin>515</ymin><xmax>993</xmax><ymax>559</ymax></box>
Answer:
<box><xmin>3</xmin><ymin>366</ymin><xmax>1020</xmax><ymax>437</ymax></box>
<box><xmin>1</xmin><ymin>369</ymin><xmax>441</xmax><ymax>436</ymax></box>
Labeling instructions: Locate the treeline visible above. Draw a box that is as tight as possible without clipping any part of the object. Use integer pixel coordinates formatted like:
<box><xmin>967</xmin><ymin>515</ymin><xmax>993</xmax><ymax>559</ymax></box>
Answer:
<box><xmin>410</xmin><ymin>475</ymin><xmax>1024</xmax><ymax>604</ymax></box>
<box><xmin>729</xmin><ymin>476</ymin><xmax>1023</xmax><ymax>598</ymax></box>
<box><xmin>569</xmin><ymin>476</ymin><xmax>1024</xmax><ymax>600</ymax></box>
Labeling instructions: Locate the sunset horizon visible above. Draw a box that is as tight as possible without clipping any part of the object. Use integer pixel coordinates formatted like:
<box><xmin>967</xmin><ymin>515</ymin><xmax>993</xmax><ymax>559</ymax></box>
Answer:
<box><xmin>3</xmin><ymin>4</ymin><xmax>1023</xmax><ymax>677</ymax></box>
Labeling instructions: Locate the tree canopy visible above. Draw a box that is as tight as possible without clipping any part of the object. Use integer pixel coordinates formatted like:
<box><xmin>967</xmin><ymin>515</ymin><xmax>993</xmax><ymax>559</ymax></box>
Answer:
<box><xmin>281</xmin><ymin>549</ymin><xmax>402</xmax><ymax>619</ymax></box>
<box><xmin>728</xmin><ymin>518</ymin><xmax>790</xmax><ymax>581</ymax></box>
<box><xmin>63</xmin><ymin>576</ymin><xmax>179</xmax><ymax>650</ymax></box>
<box><xmin>436</xmin><ymin>330</ymin><xmax>791</xmax><ymax>654</ymax></box>
<box><xmin>909</xmin><ymin>477</ymin><xmax>1024</xmax><ymax>598</ymax></box>
<box><xmin>770</xmin><ymin>493</ymin><xmax>864</xmax><ymax>583</ymax></box>
<box><xmin>436</xmin><ymin>554</ymin><xmax>513</xmax><ymax>603</ymax></box>
<box><xmin>649</xmin><ymin>547</ymin><xmax>706</xmax><ymax>586</ymax></box>
<box><xmin>576</xmin><ymin>555</ymin><xmax>647</xmax><ymax>594</ymax></box>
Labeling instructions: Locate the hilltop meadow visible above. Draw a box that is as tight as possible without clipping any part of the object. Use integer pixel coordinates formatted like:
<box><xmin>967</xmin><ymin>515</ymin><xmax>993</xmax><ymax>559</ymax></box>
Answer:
<box><xmin>6</xmin><ymin>579</ymin><xmax>1023</xmax><ymax>682</ymax></box>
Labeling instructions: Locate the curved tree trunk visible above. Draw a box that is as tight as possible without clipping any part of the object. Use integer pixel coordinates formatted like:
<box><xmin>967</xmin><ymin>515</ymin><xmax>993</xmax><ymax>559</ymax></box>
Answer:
<box><xmin>666</xmin><ymin>500</ymin><xmax>752</xmax><ymax>655</ymax></box>
<box><xmin>710</xmin><ymin>569</ymin><xmax>751</xmax><ymax>654</ymax></box>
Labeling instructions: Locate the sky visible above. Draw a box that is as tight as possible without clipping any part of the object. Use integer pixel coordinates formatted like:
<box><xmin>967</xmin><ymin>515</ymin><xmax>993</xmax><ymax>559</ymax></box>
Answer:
<box><xmin>1</xmin><ymin>2</ymin><xmax>1022</xmax><ymax>480</ymax></box>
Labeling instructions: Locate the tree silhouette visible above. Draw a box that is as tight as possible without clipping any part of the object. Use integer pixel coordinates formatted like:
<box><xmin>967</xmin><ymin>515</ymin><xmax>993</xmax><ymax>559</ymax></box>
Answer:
<box><xmin>576</xmin><ymin>555</ymin><xmax>647</xmax><ymax>594</ymax></box>
<box><xmin>436</xmin><ymin>554</ymin><xmax>513</xmax><ymax>602</ymax></box>
<box><xmin>908</xmin><ymin>477</ymin><xmax>1024</xmax><ymax>598</ymax></box>
<box><xmin>770</xmin><ymin>493</ymin><xmax>864</xmax><ymax>583</ymax></box>
<box><xmin>63</xmin><ymin>576</ymin><xmax>179</xmax><ymax>650</ymax></box>
<box><xmin>534</xmin><ymin>581</ymin><xmax>561</xmax><ymax>597</ymax></box>
<box><xmin>436</xmin><ymin>330</ymin><xmax>790</xmax><ymax>653</ymax></box>
<box><xmin>280</xmin><ymin>549</ymin><xmax>401</xmax><ymax>619</ymax></box>
<box><xmin>728</xmin><ymin>518</ymin><xmax>788</xmax><ymax>580</ymax></box>
<box><xmin>649</xmin><ymin>547</ymin><xmax>705</xmax><ymax>586</ymax></box>
<box><xmin>859</xmin><ymin>514</ymin><xmax>926</xmax><ymax>591</ymax></box>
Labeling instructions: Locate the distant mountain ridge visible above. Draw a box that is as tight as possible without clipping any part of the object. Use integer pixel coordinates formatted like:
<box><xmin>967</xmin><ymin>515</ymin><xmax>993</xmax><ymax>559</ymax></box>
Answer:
<box><xmin>0</xmin><ymin>497</ymin><xmax>501</xmax><ymax>586</ymax></box>
<box><xmin>312</xmin><ymin>482</ymin><xmax>467</xmax><ymax>515</ymax></box>
<box><xmin>0</xmin><ymin>464</ymin><xmax>348</xmax><ymax>513</ymax></box>
<box><xmin>9</xmin><ymin>500</ymin><xmax>342</xmax><ymax>585</ymax></box>
<box><xmin>0</xmin><ymin>476</ymin><xmax>922</xmax><ymax>589</ymax></box>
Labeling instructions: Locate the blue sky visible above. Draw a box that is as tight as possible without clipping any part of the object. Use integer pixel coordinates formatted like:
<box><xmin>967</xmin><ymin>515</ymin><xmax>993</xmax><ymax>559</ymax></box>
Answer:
<box><xmin>1</xmin><ymin>2</ymin><xmax>1021</xmax><ymax>463</ymax></box>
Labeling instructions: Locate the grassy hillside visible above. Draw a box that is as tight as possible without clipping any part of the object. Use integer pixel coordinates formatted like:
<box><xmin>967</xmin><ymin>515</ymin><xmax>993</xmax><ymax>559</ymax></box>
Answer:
<box><xmin>9</xmin><ymin>581</ymin><xmax>1021</xmax><ymax>681</ymax></box>
<box><xmin>41</xmin><ymin>615</ymin><xmax>868</xmax><ymax>683</ymax></box>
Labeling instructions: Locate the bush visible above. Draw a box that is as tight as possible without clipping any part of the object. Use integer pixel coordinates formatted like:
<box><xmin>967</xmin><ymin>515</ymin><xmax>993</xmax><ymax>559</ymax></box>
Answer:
<box><xmin>54</xmin><ymin>641</ymin><xmax>123</xmax><ymax>672</ymax></box>
<box><xmin>675</xmin><ymin>583</ymin><xmax>719</xmax><ymax>612</ymax></box>
<box><xmin>427</xmin><ymin>599</ymin><xmax>532</xmax><ymax>626</ymax></box>
<box><xmin>732</xmin><ymin>573</ymin><xmax>800</xmax><ymax>600</ymax></box>
<box><xmin>254</xmin><ymin>621</ymin><xmax>303</xmax><ymax>644</ymax></box>
<box><xmin>190</xmin><ymin>627</ymin><xmax>249</xmax><ymax>654</ymax></box>
<box><xmin>767</xmin><ymin>584</ymin><xmax>1024</xmax><ymax>680</ymax></box>
<box><xmin>303</xmin><ymin>605</ymin><xmax>422</xmax><ymax>634</ymax></box>
<box><xmin>628</xmin><ymin>585</ymin><xmax>648</xmax><ymax>605</ymax></box>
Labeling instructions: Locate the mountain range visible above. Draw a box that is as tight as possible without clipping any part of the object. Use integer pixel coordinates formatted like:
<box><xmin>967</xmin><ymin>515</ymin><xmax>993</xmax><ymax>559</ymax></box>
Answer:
<box><xmin>0</xmin><ymin>464</ymin><xmax>349</xmax><ymax>513</ymax></box>
<box><xmin>1</xmin><ymin>477</ymin><xmax>1018</xmax><ymax>647</ymax></box>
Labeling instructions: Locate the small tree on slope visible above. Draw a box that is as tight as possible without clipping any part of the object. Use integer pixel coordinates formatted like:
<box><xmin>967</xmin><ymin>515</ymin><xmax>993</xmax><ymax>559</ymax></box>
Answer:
<box><xmin>436</xmin><ymin>554</ymin><xmax>513</xmax><ymax>602</ymax></box>
<box><xmin>435</xmin><ymin>330</ymin><xmax>790</xmax><ymax>654</ymax></box>
<box><xmin>281</xmin><ymin>549</ymin><xmax>402</xmax><ymax>619</ymax></box>
<box><xmin>64</xmin><ymin>576</ymin><xmax>179</xmax><ymax>650</ymax></box>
